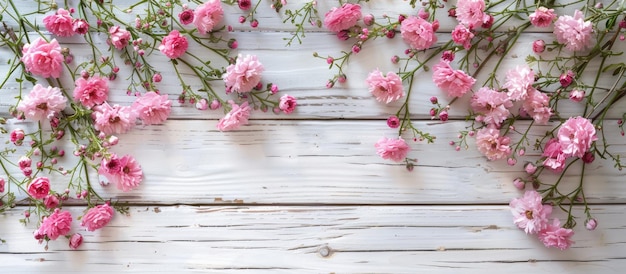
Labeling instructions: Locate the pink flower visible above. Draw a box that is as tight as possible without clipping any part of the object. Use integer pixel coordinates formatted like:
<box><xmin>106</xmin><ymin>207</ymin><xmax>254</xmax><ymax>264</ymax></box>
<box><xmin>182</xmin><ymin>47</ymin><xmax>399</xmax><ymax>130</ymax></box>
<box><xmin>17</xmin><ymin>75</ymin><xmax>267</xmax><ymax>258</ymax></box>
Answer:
<box><xmin>279</xmin><ymin>94</ymin><xmax>297</xmax><ymax>114</ymax></box>
<box><xmin>400</xmin><ymin>16</ymin><xmax>438</xmax><ymax>50</ymax></box>
<box><xmin>10</xmin><ymin>129</ymin><xmax>25</xmax><ymax>145</ymax></box>
<box><xmin>509</xmin><ymin>190</ymin><xmax>552</xmax><ymax>234</ymax></box>
<box><xmin>529</xmin><ymin>7</ymin><xmax>556</xmax><ymax>28</ymax></box>
<box><xmin>38</xmin><ymin>209</ymin><xmax>72</xmax><ymax>240</ymax></box>
<box><xmin>99</xmin><ymin>154</ymin><xmax>143</xmax><ymax>192</ymax></box>
<box><xmin>238</xmin><ymin>0</ymin><xmax>252</xmax><ymax>10</ymax></box>
<box><xmin>193</xmin><ymin>0</ymin><xmax>224</xmax><ymax>34</ymax></box>
<box><xmin>455</xmin><ymin>0</ymin><xmax>489</xmax><ymax>28</ymax></box>
<box><xmin>532</xmin><ymin>39</ymin><xmax>546</xmax><ymax>53</ymax></box>
<box><xmin>542</xmin><ymin>138</ymin><xmax>567</xmax><ymax>172</ymax></box>
<box><xmin>43</xmin><ymin>194</ymin><xmax>59</xmax><ymax>209</ymax></box>
<box><xmin>217</xmin><ymin>101</ymin><xmax>252</xmax><ymax>131</ymax></box>
<box><xmin>557</xmin><ymin>116</ymin><xmax>597</xmax><ymax>158</ymax></box>
<box><xmin>554</xmin><ymin>10</ymin><xmax>593</xmax><ymax>51</ymax></box>
<box><xmin>502</xmin><ymin>65</ymin><xmax>535</xmax><ymax>101</ymax></box>
<box><xmin>159</xmin><ymin>30</ymin><xmax>188</xmax><ymax>59</ymax></box>
<box><xmin>21</xmin><ymin>38</ymin><xmax>64</xmax><ymax>78</ymax></box>
<box><xmin>366</xmin><ymin>69</ymin><xmax>404</xmax><ymax>104</ymax></box>
<box><xmin>73</xmin><ymin>76</ymin><xmax>109</xmax><ymax>108</ymax></box>
<box><xmin>538</xmin><ymin>219</ymin><xmax>574</xmax><ymax>250</ymax></box>
<box><xmin>569</xmin><ymin>89</ymin><xmax>585</xmax><ymax>102</ymax></box>
<box><xmin>0</xmin><ymin>178</ymin><xmax>4</xmax><ymax>193</ymax></box>
<box><xmin>471</xmin><ymin>87</ymin><xmax>512</xmax><ymax>126</ymax></box>
<box><xmin>92</xmin><ymin>102</ymin><xmax>136</xmax><ymax>135</ymax></box>
<box><xmin>522</xmin><ymin>88</ymin><xmax>552</xmax><ymax>125</ymax></box>
<box><xmin>223</xmin><ymin>54</ymin><xmax>264</xmax><ymax>93</ymax></box>
<box><xmin>72</xmin><ymin>19</ymin><xmax>90</xmax><ymax>35</ymax></box>
<box><xmin>387</xmin><ymin>116</ymin><xmax>400</xmax><ymax>128</ymax></box>
<box><xmin>28</xmin><ymin>177</ymin><xmax>50</xmax><ymax>199</ymax></box>
<box><xmin>451</xmin><ymin>24</ymin><xmax>474</xmax><ymax>49</ymax></box>
<box><xmin>179</xmin><ymin>9</ymin><xmax>195</xmax><ymax>25</ymax></box>
<box><xmin>559</xmin><ymin>70</ymin><xmax>575</xmax><ymax>87</ymax></box>
<box><xmin>323</xmin><ymin>3</ymin><xmax>362</xmax><ymax>32</ymax></box>
<box><xmin>81</xmin><ymin>203</ymin><xmax>114</xmax><ymax>231</ymax></box>
<box><xmin>18</xmin><ymin>84</ymin><xmax>67</xmax><ymax>121</ymax></box>
<box><xmin>475</xmin><ymin>126</ymin><xmax>511</xmax><ymax>161</ymax></box>
<box><xmin>109</xmin><ymin>26</ymin><xmax>131</xmax><ymax>50</ymax></box>
<box><xmin>374</xmin><ymin>137</ymin><xmax>410</xmax><ymax>162</ymax></box>
<box><xmin>132</xmin><ymin>92</ymin><xmax>172</xmax><ymax>125</ymax></box>
<box><xmin>69</xmin><ymin>233</ymin><xmax>83</xmax><ymax>249</ymax></box>
<box><xmin>432</xmin><ymin>60</ymin><xmax>476</xmax><ymax>98</ymax></box>
<box><xmin>43</xmin><ymin>8</ymin><xmax>75</xmax><ymax>37</ymax></box>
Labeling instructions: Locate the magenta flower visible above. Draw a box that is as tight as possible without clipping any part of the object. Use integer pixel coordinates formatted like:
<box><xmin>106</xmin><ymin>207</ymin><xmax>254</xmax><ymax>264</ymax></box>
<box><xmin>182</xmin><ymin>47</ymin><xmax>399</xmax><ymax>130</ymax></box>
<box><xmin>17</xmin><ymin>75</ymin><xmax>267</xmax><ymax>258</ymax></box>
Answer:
<box><xmin>455</xmin><ymin>0</ymin><xmax>489</xmax><ymax>28</ymax></box>
<box><xmin>193</xmin><ymin>0</ymin><xmax>224</xmax><ymax>34</ymax></box>
<box><xmin>538</xmin><ymin>219</ymin><xmax>574</xmax><ymax>250</ymax></box>
<box><xmin>529</xmin><ymin>7</ymin><xmax>557</xmax><ymax>28</ymax></box>
<box><xmin>81</xmin><ymin>203</ymin><xmax>114</xmax><ymax>231</ymax></box>
<box><xmin>503</xmin><ymin>65</ymin><xmax>535</xmax><ymax>101</ymax></box>
<box><xmin>43</xmin><ymin>8</ymin><xmax>75</xmax><ymax>37</ymax></box>
<box><xmin>132</xmin><ymin>92</ymin><xmax>172</xmax><ymax>125</ymax></box>
<box><xmin>99</xmin><ymin>154</ymin><xmax>143</xmax><ymax>192</ymax></box>
<box><xmin>432</xmin><ymin>60</ymin><xmax>476</xmax><ymax>98</ymax></box>
<box><xmin>109</xmin><ymin>26</ymin><xmax>131</xmax><ymax>50</ymax></box>
<box><xmin>509</xmin><ymin>190</ymin><xmax>552</xmax><ymax>234</ymax></box>
<box><xmin>366</xmin><ymin>69</ymin><xmax>404</xmax><ymax>104</ymax></box>
<box><xmin>18</xmin><ymin>84</ymin><xmax>67</xmax><ymax>121</ymax></box>
<box><xmin>475</xmin><ymin>126</ymin><xmax>511</xmax><ymax>161</ymax></box>
<box><xmin>557</xmin><ymin>116</ymin><xmax>597</xmax><ymax>158</ymax></box>
<box><xmin>554</xmin><ymin>10</ymin><xmax>593</xmax><ymax>51</ymax></box>
<box><xmin>73</xmin><ymin>76</ymin><xmax>109</xmax><ymax>109</ymax></box>
<box><xmin>217</xmin><ymin>101</ymin><xmax>252</xmax><ymax>131</ymax></box>
<box><xmin>159</xmin><ymin>30</ymin><xmax>188</xmax><ymax>59</ymax></box>
<box><xmin>178</xmin><ymin>9</ymin><xmax>195</xmax><ymax>25</ymax></box>
<box><xmin>323</xmin><ymin>3</ymin><xmax>362</xmax><ymax>32</ymax></box>
<box><xmin>21</xmin><ymin>38</ymin><xmax>64</xmax><ymax>78</ymax></box>
<box><xmin>27</xmin><ymin>177</ymin><xmax>51</xmax><ymax>200</ymax></box>
<box><xmin>400</xmin><ymin>16</ymin><xmax>438</xmax><ymax>50</ymax></box>
<box><xmin>374</xmin><ymin>137</ymin><xmax>410</xmax><ymax>162</ymax></box>
<box><xmin>223</xmin><ymin>54</ymin><xmax>264</xmax><ymax>93</ymax></box>
<box><xmin>470</xmin><ymin>87</ymin><xmax>512</xmax><ymax>126</ymax></box>
<box><xmin>91</xmin><ymin>102</ymin><xmax>136</xmax><ymax>135</ymax></box>
<box><xmin>72</xmin><ymin>19</ymin><xmax>90</xmax><ymax>35</ymax></box>
<box><xmin>37</xmin><ymin>209</ymin><xmax>72</xmax><ymax>240</ymax></box>
<box><xmin>278</xmin><ymin>94</ymin><xmax>297</xmax><ymax>114</ymax></box>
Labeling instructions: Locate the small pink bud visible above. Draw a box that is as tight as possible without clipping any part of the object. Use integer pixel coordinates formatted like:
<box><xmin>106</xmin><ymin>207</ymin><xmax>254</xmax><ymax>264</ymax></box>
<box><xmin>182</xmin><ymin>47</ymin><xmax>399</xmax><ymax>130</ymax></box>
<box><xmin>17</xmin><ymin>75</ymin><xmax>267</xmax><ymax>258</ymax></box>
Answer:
<box><xmin>533</xmin><ymin>39</ymin><xmax>545</xmax><ymax>53</ymax></box>
<box><xmin>24</xmin><ymin>210</ymin><xmax>30</xmax><ymax>218</ymax></box>
<box><xmin>438</xmin><ymin>110</ymin><xmax>448</xmax><ymax>121</ymax></box>
<box><xmin>239</xmin><ymin>16</ymin><xmax>246</xmax><ymax>23</ymax></box>
<box><xmin>429</xmin><ymin>108</ymin><xmax>437</xmax><ymax>117</ymax></box>
<box><xmin>195</xmin><ymin>98</ymin><xmax>208</xmax><ymax>110</ymax></box>
<box><xmin>210</xmin><ymin>100</ymin><xmax>221</xmax><ymax>110</ymax></box>
<box><xmin>327</xmin><ymin>57</ymin><xmax>334</xmax><ymax>64</ymax></box>
<box><xmin>448</xmin><ymin>8</ymin><xmax>456</xmax><ymax>17</ymax></box>
<box><xmin>228</xmin><ymin>39</ymin><xmax>238</xmax><ymax>49</ymax></box>
<box><xmin>430</xmin><ymin>96</ymin><xmax>438</xmax><ymax>104</ymax></box>
<box><xmin>582</xmin><ymin>152</ymin><xmax>595</xmax><ymax>163</ymax></box>
<box><xmin>391</xmin><ymin>55</ymin><xmax>399</xmax><ymax>64</ymax></box>
<box><xmin>518</xmin><ymin>149</ymin><xmax>525</xmax><ymax>156</ymax></box>
<box><xmin>250</xmin><ymin>19</ymin><xmax>259</xmax><ymax>28</ymax></box>
<box><xmin>417</xmin><ymin>9</ymin><xmax>429</xmax><ymax>20</ymax></box>
<box><xmin>152</xmin><ymin>73</ymin><xmax>162</xmax><ymax>83</ymax></box>
<box><xmin>270</xmin><ymin>84</ymin><xmax>279</xmax><ymax>94</ymax></box>
<box><xmin>363</xmin><ymin>14</ymin><xmax>374</xmax><ymax>26</ymax></box>
<box><xmin>569</xmin><ymin>89</ymin><xmax>585</xmax><ymax>102</ymax></box>
<box><xmin>585</xmin><ymin>218</ymin><xmax>598</xmax><ymax>230</ymax></box>
<box><xmin>351</xmin><ymin>45</ymin><xmax>361</xmax><ymax>54</ymax></box>
<box><xmin>69</xmin><ymin>233</ymin><xmax>83</xmax><ymax>249</ymax></box>
<box><xmin>560</xmin><ymin>70</ymin><xmax>575</xmax><ymax>87</ymax></box>
<box><xmin>513</xmin><ymin>178</ymin><xmax>525</xmax><ymax>190</ymax></box>
<box><xmin>524</xmin><ymin>163</ymin><xmax>537</xmax><ymax>174</ymax></box>
<box><xmin>507</xmin><ymin>158</ymin><xmax>517</xmax><ymax>166</ymax></box>
<box><xmin>387</xmin><ymin>116</ymin><xmax>400</xmax><ymax>128</ymax></box>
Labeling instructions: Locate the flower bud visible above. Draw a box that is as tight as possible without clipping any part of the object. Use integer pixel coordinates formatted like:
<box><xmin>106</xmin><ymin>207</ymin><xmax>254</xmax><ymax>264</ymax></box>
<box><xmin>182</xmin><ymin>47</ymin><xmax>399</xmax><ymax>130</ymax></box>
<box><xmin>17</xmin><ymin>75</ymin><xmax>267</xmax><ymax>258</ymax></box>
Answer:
<box><xmin>429</xmin><ymin>96</ymin><xmax>438</xmax><ymax>104</ymax></box>
<box><xmin>387</xmin><ymin>116</ymin><xmax>400</xmax><ymax>128</ymax></box>
<box><xmin>438</xmin><ymin>110</ymin><xmax>448</xmax><ymax>121</ymax></box>
<box><xmin>363</xmin><ymin>14</ymin><xmax>374</xmax><ymax>26</ymax></box>
<box><xmin>559</xmin><ymin>70</ymin><xmax>575</xmax><ymax>87</ymax></box>
<box><xmin>585</xmin><ymin>218</ymin><xmax>597</xmax><ymax>230</ymax></box>
<box><xmin>69</xmin><ymin>233</ymin><xmax>83</xmax><ymax>249</ymax></box>
<box><xmin>582</xmin><ymin>151</ymin><xmax>595</xmax><ymax>163</ymax></box>
<box><xmin>569</xmin><ymin>89</ymin><xmax>585</xmax><ymax>102</ymax></box>
<box><xmin>532</xmin><ymin>39</ymin><xmax>545</xmax><ymax>53</ymax></box>
<box><xmin>524</xmin><ymin>163</ymin><xmax>537</xmax><ymax>174</ymax></box>
<box><xmin>513</xmin><ymin>178</ymin><xmax>525</xmax><ymax>190</ymax></box>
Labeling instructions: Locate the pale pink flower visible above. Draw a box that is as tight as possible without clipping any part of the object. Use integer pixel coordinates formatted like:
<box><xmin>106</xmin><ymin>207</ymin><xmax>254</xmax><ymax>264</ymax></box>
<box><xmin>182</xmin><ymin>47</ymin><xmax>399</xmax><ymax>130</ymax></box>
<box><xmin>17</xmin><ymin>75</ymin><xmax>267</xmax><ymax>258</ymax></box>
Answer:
<box><xmin>132</xmin><ymin>92</ymin><xmax>172</xmax><ymax>125</ymax></box>
<box><xmin>73</xmin><ymin>76</ymin><xmax>109</xmax><ymax>108</ymax></box>
<box><xmin>43</xmin><ymin>8</ymin><xmax>75</xmax><ymax>37</ymax></box>
<box><xmin>554</xmin><ymin>10</ymin><xmax>593</xmax><ymax>51</ymax></box>
<box><xmin>475</xmin><ymin>126</ymin><xmax>511</xmax><ymax>161</ymax></box>
<box><xmin>529</xmin><ymin>7</ymin><xmax>556</xmax><ymax>28</ymax></box>
<box><xmin>38</xmin><ymin>209</ymin><xmax>72</xmax><ymax>240</ymax></box>
<box><xmin>374</xmin><ymin>137</ymin><xmax>410</xmax><ymax>162</ymax></box>
<box><xmin>323</xmin><ymin>3</ymin><xmax>362</xmax><ymax>32</ymax></box>
<box><xmin>503</xmin><ymin>65</ymin><xmax>535</xmax><ymax>101</ymax></box>
<box><xmin>159</xmin><ymin>30</ymin><xmax>188</xmax><ymax>59</ymax></box>
<box><xmin>432</xmin><ymin>60</ymin><xmax>476</xmax><ymax>98</ymax></box>
<box><xmin>109</xmin><ymin>26</ymin><xmax>131</xmax><ymax>50</ymax></box>
<box><xmin>28</xmin><ymin>177</ymin><xmax>51</xmax><ymax>199</ymax></box>
<box><xmin>99</xmin><ymin>154</ymin><xmax>143</xmax><ymax>192</ymax></box>
<box><xmin>538</xmin><ymin>219</ymin><xmax>574</xmax><ymax>250</ymax></box>
<box><xmin>223</xmin><ymin>54</ymin><xmax>264</xmax><ymax>93</ymax></box>
<box><xmin>400</xmin><ymin>16</ymin><xmax>438</xmax><ymax>50</ymax></box>
<box><xmin>509</xmin><ymin>190</ymin><xmax>552</xmax><ymax>234</ymax></box>
<box><xmin>217</xmin><ymin>101</ymin><xmax>251</xmax><ymax>131</ymax></box>
<box><xmin>81</xmin><ymin>203</ymin><xmax>114</xmax><ymax>231</ymax></box>
<box><xmin>279</xmin><ymin>94</ymin><xmax>297</xmax><ymax>114</ymax></box>
<box><xmin>470</xmin><ymin>87</ymin><xmax>512</xmax><ymax>126</ymax></box>
<box><xmin>366</xmin><ymin>69</ymin><xmax>404</xmax><ymax>104</ymax></box>
<box><xmin>92</xmin><ymin>102</ymin><xmax>136</xmax><ymax>135</ymax></box>
<box><xmin>455</xmin><ymin>0</ymin><xmax>489</xmax><ymax>28</ymax></box>
<box><xmin>569</xmin><ymin>89</ymin><xmax>585</xmax><ymax>102</ymax></box>
<box><xmin>557</xmin><ymin>116</ymin><xmax>597</xmax><ymax>158</ymax></box>
<box><xmin>522</xmin><ymin>88</ymin><xmax>552</xmax><ymax>125</ymax></box>
<box><xmin>18</xmin><ymin>84</ymin><xmax>67</xmax><ymax>121</ymax></box>
<box><xmin>451</xmin><ymin>24</ymin><xmax>474</xmax><ymax>49</ymax></box>
<box><xmin>193</xmin><ymin>0</ymin><xmax>224</xmax><ymax>34</ymax></box>
<box><xmin>21</xmin><ymin>38</ymin><xmax>64</xmax><ymax>78</ymax></box>
<box><xmin>69</xmin><ymin>233</ymin><xmax>83</xmax><ymax>249</ymax></box>
<box><xmin>542</xmin><ymin>138</ymin><xmax>567</xmax><ymax>172</ymax></box>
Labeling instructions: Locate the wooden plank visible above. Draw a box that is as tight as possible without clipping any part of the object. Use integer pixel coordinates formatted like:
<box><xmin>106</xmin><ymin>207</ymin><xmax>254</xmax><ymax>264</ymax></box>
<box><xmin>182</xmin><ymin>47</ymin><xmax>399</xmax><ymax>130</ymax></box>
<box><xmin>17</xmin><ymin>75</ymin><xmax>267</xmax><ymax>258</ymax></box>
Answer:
<box><xmin>2</xmin><ymin>119</ymin><xmax>626</xmax><ymax>205</ymax></box>
<box><xmin>1</xmin><ymin>205</ymin><xmax>624</xmax><ymax>273</ymax></box>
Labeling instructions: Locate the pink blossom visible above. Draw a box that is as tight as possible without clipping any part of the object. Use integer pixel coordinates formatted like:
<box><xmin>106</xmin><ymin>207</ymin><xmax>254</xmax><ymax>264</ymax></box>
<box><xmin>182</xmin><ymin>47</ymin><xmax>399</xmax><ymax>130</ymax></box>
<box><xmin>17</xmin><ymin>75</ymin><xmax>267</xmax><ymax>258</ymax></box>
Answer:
<box><xmin>387</xmin><ymin>116</ymin><xmax>400</xmax><ymax>128</ymax></box>
<box><xmin>525</xmin><ymin>163</ymin><xmax>537</xmax><ymax>174</ymax></box>
<box><xmin>179</xmin><ymin>9</ymin><xmax>195</xmax><ymax>25</ymax></box>
<box><xmin>18</xmin><ymin>84</ymin><xmax>67</xmax><ymax>121</ymax></box>
<box><xmin>509</xmin><ymin>190</ymin><xmax>552</xmax><ymax>234</ymax></box>
<box><xmin>475</xmin><ymin>126</ymin><xmax>511</xmax><ymax>161</ymax></box>
<box><xmin>69</xmin><ymin>233</ymin><xmax>83</xmax><ymax>249</ymax></box>
<box><xmin>557</xmin><ymin>116</ymin><xmax>597</xmax><ymax>158</ymax></box>
<box><xmin>132</xmin><ymin>92</ymin><xmax>172</xmax><ymax>125</ymax></box>
<box><xmin>38</xmin><ymin>209</ymin><xmax>72</xmax><ymax>240</ymax></box>
<box><xmin>366</xmin><ymin>69</ymin><xmax>404</xmax><ymax>104</ymax></box>
<box><xmin>538</xmin><ymin>219</ymin><xmax>574</xmax><ymax>250</ymax></box>
<box><xmin>43</xmin><ymin>8</ymin><xmax>75</xmax><ymax>37</ymax></box>
<box><xmin>81</xmin><ymin>203</ymin><xmax>114</xmax><ymax>231</ymax></box>
<box><xmin>585</xmin><ymin>218</ymin><xmax>598</xmax><ymax>230</ymax></box>
<box><xmin>43</xmin><ymin>194</ymin><xmax>59</xmax><ymax>209</ymax></box>
<box><xmin>455</xmin><ymin>0</ymin><xmax>489</xmax><ymax>28</ymax></box>
<box><xmin>73</xmin><ymin>76</ymin><xmax>109</xmax><ymax>108</ymax></box>
<box><xmin>217</xmin><ymin>101</ymin><xmax>251</xmax><ymax>131</ymax></box>
<box><xmin>374</xmin><ymin>137</ymin><xmax>410</xmax><ymax>162</ymax></box>
<box><xmin>223</xmin><ymin>54</ymin><xmax>264</xmax><ymax>93</ymax></box>
<box><xmin>470</xmin><ymin>87</ymin><xmax>512</xmax><ymax>126</ymax></box>
<box><xmin>451</xmin><ymin>24</ymin><xmax>474</xmax><ymax>49</ymax></box>
<box><xmin>400</xmin><ymin>16</ymin><xmax>438</xmax><ymax>50</ymax></box>
<box><xmin>28</xmin><ymin>177</ymin><xmax>50</xmax><ymax>199</ymax></box>
<box><xmin>18</xmin><ymin>156</ymin><xmax>31</xmax><ymax>170</ymax></box>
<box><xmin>99</xmin><ymin>154</ymin><xmax>143</xmax><ymax>191</ymax></box>
<box><xmin>0</xmin><ymin>178</ymin><xmax>4</xmax><ymax>193</ymax></box>
<box><xmin>559</xmin><ymin>70</ymin><xmax>575</xmax><ymax>87</ymax></box>
<box><xmin>92</xmin><ymin>102</ymin><xmax>136</xmax><ymax>135</ymax></box>
<box><xmin>533</xmin><ymin>39</ymin><xmax>546</xmax><ymax>53</ymax></box>
<box><xmin>502</xmin><ymin>65</ymin><xmax>534</xmax><ymax>101</ymax></box>
<box><xmin>238</xmin><ymin>0</ymin><xmax>251</xmax><ymax>10</ymax></box>
<box><xmin>554</xmin><ymin>10</ymin><xmax>593</xmax><ymax>51</ymax></box>
<box><xmin>323</xmin><ymin>3</ymin><xmax>362</xmax><ymax>32</ymax></box>
<box><xmin>159</xmin><ymin>30</ymin><xmax>188</xmax><ymax>59</ymax></box>
<box><xmin>72</xmin><ymin>19</ymin><xmax>90</xmax><ymax>35</ymax></box>
<box><xmin>569</xmin><ymin>89</ymin><xmax>585</xmax><ymax>102</ymax></box>
<box><xmin>542</xmin><ymin>138</ymin><xmax>567</xmax><ymax>172</ymax></box>
<box><xmin>193</xmin><ymin>0</ymin><xmax>224</xmax><ymax>34</ymax></box>
<box><xmin>529</xmin><ymin>7</ymin><xmax>556</xmax><ymax>28</ymax></box>
<box><xmin>109</xmin><ymin>26</ymin><xmax>131</xmax><ymax>50</ymax></box>
<box><xmin>10</xmin><ymin>129</ymin><xmax>25</xmax><ymax>145</ymax></box>
<box><xmin>21</xmin><ymin>38</ymin><xmax>64</xmax><ymax>78</ymax></box>
<box><xmin>279</xmin><ymin>94</ymin><xmax>297</xmax><ymax>114</ymax></box>
<box><xmin>432</xmin><ymin>60</ymin><xmax>476</xmax><ymax>98</ymax></box>
<box><xmin>522</xmin><ymin>88</ymin><xmax>552</xmax><ymax>125</ymax></box>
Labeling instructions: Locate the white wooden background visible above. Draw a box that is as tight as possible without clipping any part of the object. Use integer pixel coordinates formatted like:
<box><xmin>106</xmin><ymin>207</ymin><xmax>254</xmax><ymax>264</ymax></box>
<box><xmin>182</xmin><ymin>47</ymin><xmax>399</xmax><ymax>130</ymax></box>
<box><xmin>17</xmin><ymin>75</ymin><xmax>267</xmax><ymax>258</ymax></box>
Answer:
<box><xmin>2</xmin><ymin>0</ymin><xmax>626</xmax><ymax>273</ymax></box>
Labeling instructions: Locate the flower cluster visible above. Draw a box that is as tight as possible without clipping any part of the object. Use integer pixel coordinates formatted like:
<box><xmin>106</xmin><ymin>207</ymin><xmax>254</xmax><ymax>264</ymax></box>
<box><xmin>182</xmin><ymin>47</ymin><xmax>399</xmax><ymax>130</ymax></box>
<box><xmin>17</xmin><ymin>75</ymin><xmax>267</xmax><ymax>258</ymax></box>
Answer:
<box><xmin>0</xmin><ymin>0</ymin><xmax>297</xmax><ymax>249</ymax></box>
